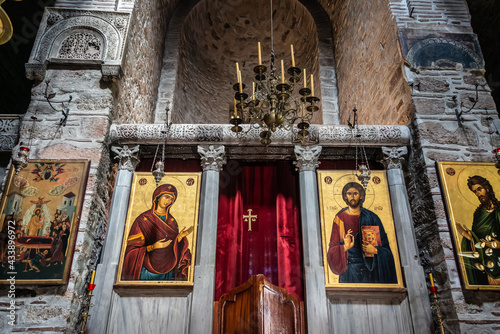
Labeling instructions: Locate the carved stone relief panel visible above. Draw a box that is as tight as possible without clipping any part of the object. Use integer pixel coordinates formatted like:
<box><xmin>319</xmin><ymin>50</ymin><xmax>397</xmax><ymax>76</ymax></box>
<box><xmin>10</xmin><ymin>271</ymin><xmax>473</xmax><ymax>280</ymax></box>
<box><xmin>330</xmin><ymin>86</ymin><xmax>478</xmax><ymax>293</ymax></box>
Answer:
<box><xmin>26</xmin><ymin>8</ymin><xmax>131</xmax><ymax>81</ymax></box>
<box><xmin>58</xmin><ymin>31</ymin><xmax>103</xmax><ymax>60</ymax></box>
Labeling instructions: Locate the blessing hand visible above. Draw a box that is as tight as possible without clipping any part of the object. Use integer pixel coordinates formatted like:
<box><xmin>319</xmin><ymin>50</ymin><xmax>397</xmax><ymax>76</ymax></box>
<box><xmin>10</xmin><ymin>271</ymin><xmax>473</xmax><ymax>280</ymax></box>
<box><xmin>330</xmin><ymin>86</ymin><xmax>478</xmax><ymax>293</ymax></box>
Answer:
<box><xmin>343</xmin><ymin>229</ymin><xmax>354</xmax><ymax>252</ymax></box>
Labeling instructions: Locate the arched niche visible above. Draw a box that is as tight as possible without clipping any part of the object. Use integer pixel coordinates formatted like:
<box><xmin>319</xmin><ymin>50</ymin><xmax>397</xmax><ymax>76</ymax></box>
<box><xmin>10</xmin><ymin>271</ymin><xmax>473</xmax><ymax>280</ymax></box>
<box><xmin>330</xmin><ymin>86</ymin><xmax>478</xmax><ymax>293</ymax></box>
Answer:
<box><xmin>154</xmin><ymin>0</ymin><xmax>339</xmax><ymax>125</ymax></box>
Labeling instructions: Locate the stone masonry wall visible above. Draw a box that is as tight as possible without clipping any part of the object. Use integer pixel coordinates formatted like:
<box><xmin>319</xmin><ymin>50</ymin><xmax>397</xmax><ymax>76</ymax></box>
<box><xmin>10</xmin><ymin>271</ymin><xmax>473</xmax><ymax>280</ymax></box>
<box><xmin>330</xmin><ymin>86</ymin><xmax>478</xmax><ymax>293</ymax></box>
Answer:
<box><xmin>113</xmin><ymin>0</ymin><xmax>178</xmax><ymax>124</ymax></box>
<box><xmin>0</xmin><ymin>69</ymin><xmax>112</xmax><ymax>332</ymax></box>
<box><xmin>389</xmin><ymin>0</ymin><xmax>500</xmax><ymax>332</ymax></box>
<box><xmin>327</xmin><ymin>0</ymin><xmax>413</xmax><ymax>125</ymax></box>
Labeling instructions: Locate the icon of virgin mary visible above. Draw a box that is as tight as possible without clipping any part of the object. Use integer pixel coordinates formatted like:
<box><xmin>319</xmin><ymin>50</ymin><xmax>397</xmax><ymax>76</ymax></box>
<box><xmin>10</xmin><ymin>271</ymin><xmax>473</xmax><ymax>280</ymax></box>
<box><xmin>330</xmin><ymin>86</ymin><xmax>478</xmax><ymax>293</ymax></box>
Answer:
<box><xmin>121</xmin><ymin>184</ymin><xmax>192</xmax><ymax>281</ymax></box>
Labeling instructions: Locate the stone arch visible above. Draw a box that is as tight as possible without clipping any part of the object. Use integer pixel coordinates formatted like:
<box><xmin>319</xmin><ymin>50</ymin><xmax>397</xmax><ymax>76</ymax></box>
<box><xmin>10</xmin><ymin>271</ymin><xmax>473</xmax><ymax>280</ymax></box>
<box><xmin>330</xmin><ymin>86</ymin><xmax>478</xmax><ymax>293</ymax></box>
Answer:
<box><xmin>26</xmin><ymin>9</ymin><xmax>130</xmax><ymax>83</ymax></box>
<box><xmin>154</xmin><ymin>0</ymin><xmax>338</xmax><ymax>125</ymax></box>
<box><xmin>33</xmin><ymin>15</ymin><xmax>121</xmax><ymax>63</ymax></box>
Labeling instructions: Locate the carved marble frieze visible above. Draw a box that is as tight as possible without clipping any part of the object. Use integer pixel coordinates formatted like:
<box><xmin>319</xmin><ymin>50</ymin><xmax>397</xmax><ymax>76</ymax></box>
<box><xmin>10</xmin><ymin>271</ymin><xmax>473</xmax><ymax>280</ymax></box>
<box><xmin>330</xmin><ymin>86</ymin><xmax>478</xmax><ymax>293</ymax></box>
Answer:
<box><xmin>0</xmin><ymin>115</ymin><xmax>21</xmax><ymax>151</ymax></box>
<box><xmin>109</xmin><ymin>124</ymin><xmax>410</xmax><ymax>147</ymax></box>
<box><xmin>26</xmin><ymin>7</ymin><xmax>130</xmax><ymax>82</ymax></box>
<box><xmin>56</xmin><ymin>0</ymin><xmax>136</xmax><ymax>13</ymax></box>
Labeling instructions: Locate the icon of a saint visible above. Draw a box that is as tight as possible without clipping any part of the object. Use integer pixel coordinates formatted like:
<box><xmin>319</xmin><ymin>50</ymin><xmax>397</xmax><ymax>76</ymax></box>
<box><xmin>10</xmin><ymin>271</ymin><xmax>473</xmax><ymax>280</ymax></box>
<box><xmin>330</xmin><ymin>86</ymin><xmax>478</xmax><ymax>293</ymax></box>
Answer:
<box><xmin>122</xmin><ymin>184</ymin><xmax>192</xmax><ymax>281</ymax></box>
<box><xmin>327</xmin><ymin>182</ymin><xmax>397</xmax><ymax>283</ymax></box>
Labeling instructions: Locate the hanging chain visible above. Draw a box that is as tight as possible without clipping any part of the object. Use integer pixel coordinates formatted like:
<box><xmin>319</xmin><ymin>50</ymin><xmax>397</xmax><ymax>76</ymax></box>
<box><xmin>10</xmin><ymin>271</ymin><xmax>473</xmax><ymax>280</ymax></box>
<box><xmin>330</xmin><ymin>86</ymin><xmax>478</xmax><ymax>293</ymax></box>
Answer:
<box><xmin>362</xmin><ymin>143</ymin><xmax>370</xmax><ymax>171</ymax></box>
<box><xmin>27</xmin><ymin>108</ymin><xmax>38</xmax><ymax>150</ymax></box>
<box><xmin>355</xmin><ymin>139</ymin><xmax>359</xmax><ymax>173</ymax></box>
<box><xmin>151</xmin><ymin>144</ymin><xmax>160</xmax><ymax>173</ymax></box>
<box><xmin>270</xmin><ymin>0</ymin><xmax>273</xmax><ymax>53</ymax></box>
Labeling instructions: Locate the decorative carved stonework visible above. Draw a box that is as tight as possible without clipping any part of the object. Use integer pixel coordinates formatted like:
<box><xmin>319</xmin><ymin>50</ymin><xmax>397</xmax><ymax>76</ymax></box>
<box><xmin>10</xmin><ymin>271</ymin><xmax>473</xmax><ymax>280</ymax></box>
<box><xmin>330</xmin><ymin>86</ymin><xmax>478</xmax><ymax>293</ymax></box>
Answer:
<box><xmin>381</xmin><ymin>146</ymin><xmax>408</xmax><ymax>170</ymax></box>
<box><xmin>26</xmin><ymin>8</ymin><xmax>130</xmax><ymax>81</ymax></box>
<box><xmin>58</xmin><ymin>32</ymin><xmax>102</xmax><ymax>60</ymax></box>
<box><xmin>198</xmin><ymin>145</ymin><xmax>226</xmax><ymax>172</ymax></box>
<box><xmin>111</xmin><ymin>145</ymin><xmax>140</xmax><ymax>172</ymax></box>
<box><xmin>0</xmin><ymin>115</ymin><xmax>20</xmax><ymax>151</ymax></box>
<box><xmin>109</xmin><ymin>124</ymin><xmax>411</xmax><ymax>147</ymax></box>
<box><xmin>101</xmin><ymin>64</ymin><xmax>122</xmax><ymax>81</ymax></box>
<box><xmin>294</xmin><ymin>145</ymin><xmax>322</xmax><ymax>172</ymax></box>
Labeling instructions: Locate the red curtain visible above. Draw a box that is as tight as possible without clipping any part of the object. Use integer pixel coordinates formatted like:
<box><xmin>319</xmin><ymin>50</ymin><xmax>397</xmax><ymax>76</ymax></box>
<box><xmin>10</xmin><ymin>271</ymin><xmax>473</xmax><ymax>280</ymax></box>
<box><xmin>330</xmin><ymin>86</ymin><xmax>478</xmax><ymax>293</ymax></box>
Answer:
<box><xmin>215</xmin><ymin>161</ymin><xmax>303</xmax><ymax>301</ymax></box>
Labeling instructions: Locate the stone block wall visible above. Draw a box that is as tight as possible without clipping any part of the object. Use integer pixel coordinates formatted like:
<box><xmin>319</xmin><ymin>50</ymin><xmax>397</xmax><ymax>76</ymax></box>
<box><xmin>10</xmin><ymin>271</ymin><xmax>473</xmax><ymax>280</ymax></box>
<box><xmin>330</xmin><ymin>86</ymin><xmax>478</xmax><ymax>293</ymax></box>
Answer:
<box><xmin>388</xmin><ymin>0</ymin><xmax>500</xmax><ymax>332</ymax></box>
<box><xmin>0</xmin><ymin>69</ymin><xmax>113</xmax><ymax>333</ymax></box>
<box><xmin>112</xmin><ymin>0</ymin><xmax>176</xmax><ymax>124</ymax></box>
<box><xmin>327</xmin><ymin>0</ymin><xmax>413</xmax><ymax>125</ymax></box>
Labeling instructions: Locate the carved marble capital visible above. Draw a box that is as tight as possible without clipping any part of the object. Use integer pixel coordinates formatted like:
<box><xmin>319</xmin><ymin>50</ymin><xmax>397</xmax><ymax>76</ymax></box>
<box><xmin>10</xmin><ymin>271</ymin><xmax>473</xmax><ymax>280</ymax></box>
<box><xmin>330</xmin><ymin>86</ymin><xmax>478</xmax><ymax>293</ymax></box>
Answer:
<box><xmin>198</xmin><ymin>145</ymin><xmax>226</xmax><ymax>172</ymax></box>
<box><xmin>381</xmin><ymin>146</ymin><xmax>408</xmax><ymax>170</ymax></box>
<box><xmin>294</xmin><ymin>145</ymin><xmax>322</xmax><ymax>172</ymax></box>
<box><xmin>111</xmin><ymin>145</ymin><xmax>140</xmax><ymax>171</ymax></box>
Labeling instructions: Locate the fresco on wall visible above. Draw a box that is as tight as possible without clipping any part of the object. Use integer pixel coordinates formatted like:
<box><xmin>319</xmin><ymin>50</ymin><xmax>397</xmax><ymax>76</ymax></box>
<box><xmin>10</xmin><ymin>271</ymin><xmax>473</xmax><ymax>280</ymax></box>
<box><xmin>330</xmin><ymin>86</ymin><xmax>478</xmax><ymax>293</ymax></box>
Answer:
<box><xmin>438</xmin><ymin>162</ymin><xmax>500</xmax><ymax>290</ymax></box>
<box><xmin>0</xmin><ymin>160</ymin><xmax>89</xmax><ymax>284</ymax></box>
<box><xmin>318</xmin><ymin>170</ymin><xmax>404</xmax><ymax>289</ymax></box>
<box><xmin>399</xmin><ymin>29</ymin><xmax>484</xmax><ymax>69</ymax></box>
<box><xmin>116</xmin><ymin>172</ymin><xmax>201</xmax><ymax>289</ymax></box>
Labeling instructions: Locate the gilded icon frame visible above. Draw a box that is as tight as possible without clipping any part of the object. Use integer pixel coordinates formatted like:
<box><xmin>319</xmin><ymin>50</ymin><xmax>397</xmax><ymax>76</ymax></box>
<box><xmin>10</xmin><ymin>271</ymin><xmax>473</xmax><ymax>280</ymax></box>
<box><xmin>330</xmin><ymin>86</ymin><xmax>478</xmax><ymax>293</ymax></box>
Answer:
<box><xmin>318</xmin><ymin>170</ymin><xmax>404</xmax><ymax>291</ymax></box>
<box><xmin>115</xmin><ymin>172</ymin><xmax>201</xmax><ymax>292</ymax></box>
<box><xmin>0</xmin><ymin>159</ymin><xmax>89</xmax><ymax>285</ymax></box>
<box><xmin>437</xmin><ymin>161</ymin><xmax>500</xmax><ymax>290</ymax></box>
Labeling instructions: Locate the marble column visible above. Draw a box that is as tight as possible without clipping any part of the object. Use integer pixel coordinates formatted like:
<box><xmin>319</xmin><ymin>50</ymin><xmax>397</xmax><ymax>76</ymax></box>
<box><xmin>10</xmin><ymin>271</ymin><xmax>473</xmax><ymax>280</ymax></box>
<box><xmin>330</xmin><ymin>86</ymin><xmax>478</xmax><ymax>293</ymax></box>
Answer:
<box><xmin>188</xmin><ymin>145</ymin><xmax>226</xmax><ymax>334</ymax></box>
<box><xmin>382</xmin><ymin>146</ymin><xmax>433</xmax><ymax>334</ymax></box>
<box><xmin>294</xmin><ymin>145</ymin><xmax>329</xmax><ymax>334</ymax></box>
<box><xmin>88</xmin><ymin>145</ymin><xmax>140</xmax><ymax>334</ymax></box>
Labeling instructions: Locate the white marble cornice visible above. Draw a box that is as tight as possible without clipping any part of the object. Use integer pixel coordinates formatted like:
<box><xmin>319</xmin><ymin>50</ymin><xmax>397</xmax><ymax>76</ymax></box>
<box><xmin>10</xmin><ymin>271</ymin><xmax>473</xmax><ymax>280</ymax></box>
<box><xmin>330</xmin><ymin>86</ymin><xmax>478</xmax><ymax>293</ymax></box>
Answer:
<box><xmin>109</xmin><ymin>124</ymin><xmax>410</xmax><ymax>147</ymax></box>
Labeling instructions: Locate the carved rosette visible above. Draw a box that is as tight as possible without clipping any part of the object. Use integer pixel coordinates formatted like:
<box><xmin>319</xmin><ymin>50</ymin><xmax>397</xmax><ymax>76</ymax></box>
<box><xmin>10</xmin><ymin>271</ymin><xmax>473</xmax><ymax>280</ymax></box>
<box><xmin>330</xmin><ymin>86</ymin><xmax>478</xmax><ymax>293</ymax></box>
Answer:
<box><xmin>198</xmin><ymin>145</ymin><xmax>226</xmax><ymax>172</ymax></box>
<box><xmin>381</xmin><ymin>146</ymin><xmax>408</xmax><ymax>170</ymax></box>
<box><xmin>111</xmin><ymin>145</ymin><xmax>140</xmax><ymax>172</ymax></box>
<box><xmin>294</xmin><ymin>145</ymin><xmax>322</xmax><ymax>172</ymax></box>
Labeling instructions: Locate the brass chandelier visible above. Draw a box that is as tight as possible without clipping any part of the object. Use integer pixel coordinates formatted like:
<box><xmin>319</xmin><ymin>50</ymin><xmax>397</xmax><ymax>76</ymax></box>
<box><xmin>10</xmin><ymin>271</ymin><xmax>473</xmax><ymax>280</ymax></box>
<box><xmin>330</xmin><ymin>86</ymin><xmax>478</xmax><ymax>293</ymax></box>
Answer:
<box><xmin>229</xmin><ymin>0</ymin><xmax>320</xmax><ymax>146</ymax></box>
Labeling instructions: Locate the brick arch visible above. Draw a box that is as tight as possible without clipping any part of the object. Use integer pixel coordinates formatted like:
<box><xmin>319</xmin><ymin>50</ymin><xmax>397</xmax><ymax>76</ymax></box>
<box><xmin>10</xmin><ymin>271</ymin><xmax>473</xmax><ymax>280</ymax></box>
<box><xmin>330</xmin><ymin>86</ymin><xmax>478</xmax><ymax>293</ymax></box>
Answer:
<box><xmin>154</xmin><ymin>0</ymin><xmax>339</xmax><ymax>125</ymax></box>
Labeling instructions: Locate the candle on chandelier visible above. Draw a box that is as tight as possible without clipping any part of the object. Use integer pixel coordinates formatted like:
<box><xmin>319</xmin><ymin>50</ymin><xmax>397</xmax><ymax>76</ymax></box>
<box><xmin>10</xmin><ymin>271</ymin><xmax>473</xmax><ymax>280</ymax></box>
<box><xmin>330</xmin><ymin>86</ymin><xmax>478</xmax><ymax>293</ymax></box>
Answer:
<box><xmin>291</xmin><ymin>44</ymin><xmax>295</xmax><ymax>67</ymax></box>
<box><xmin>302</xmin><ymin>103</ymin><xmax>305</xmax><ymax>118</ymax></box>
<box><xmin>258</xmin><ymin>42</ymin><xmax>262</xmax><ymax>65</ymax></box>
<box><xmin>310</xmin><ymin>74</ymin><xmax>314</xmax><ymax>96</ymax></box>
<box><xmin>239</xmin><ymin>70</ymin><xmax>243</xmax><ymax>93</ymax></box>
<box><xmin>252</xmin><ymin>82</ymin><xmax>255</xmax><ymax>100</ymax></box>
<box><xmin>236</xmin><ymin>62</ymin><xmax>240</xmax><ymax>82</ymax></box>
<box><xmin>281</xmin><ymin>60</ymin><xmax>285</xmax><ymax>84</ymax></box>
<box><xmin>303</xmin><ymin>69</ymin><xmax>307</xmax><ymax>88</ymax></box>
<box><xmin>233</xmin><ymin>98</ymin><xmax>237</xmax><ymax>118</ymax></box>
<box><xmin>90</xmin><ymin>270</ymin><xmax>96</xmax><ymax>285</ymax></box>
<box><xmin>429</xmin><ymin>273</ymin><xmax>435</xmax><ymax>288</ymax></box>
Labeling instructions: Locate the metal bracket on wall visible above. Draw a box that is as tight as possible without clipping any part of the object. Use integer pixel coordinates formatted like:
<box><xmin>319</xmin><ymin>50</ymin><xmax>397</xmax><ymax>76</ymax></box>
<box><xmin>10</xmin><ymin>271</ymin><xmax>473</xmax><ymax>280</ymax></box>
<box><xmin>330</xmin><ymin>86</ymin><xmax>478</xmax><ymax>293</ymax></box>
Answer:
<box><xmin>44</xmin><ymin>80</ymin><xmax>73</xmax><ymax>126</ymax></box>
<box><xmin>455</xmin><ymin>82</ymin><xmax>479</xmax><ymax>127</ymax></box>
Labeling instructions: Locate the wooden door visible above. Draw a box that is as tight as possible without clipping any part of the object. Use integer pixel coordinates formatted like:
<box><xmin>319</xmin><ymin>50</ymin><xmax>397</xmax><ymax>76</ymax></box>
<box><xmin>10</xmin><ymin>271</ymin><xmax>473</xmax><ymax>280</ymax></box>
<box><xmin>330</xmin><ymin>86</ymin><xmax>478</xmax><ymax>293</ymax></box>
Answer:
<box><xmin>214</xmin><ymin>275</ymin><xmax>305</xmax><ymax>334</ymax></box>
